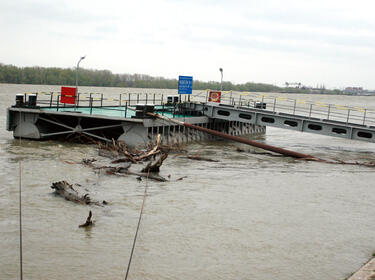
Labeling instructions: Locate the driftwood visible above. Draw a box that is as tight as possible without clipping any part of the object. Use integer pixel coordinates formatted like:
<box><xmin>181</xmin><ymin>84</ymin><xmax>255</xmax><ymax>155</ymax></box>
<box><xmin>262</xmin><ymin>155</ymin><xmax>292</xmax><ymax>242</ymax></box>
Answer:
<box><xmin>184</xmin><ymin>155</ymin><xmax>219</xmax><ymax>162</ymax></box>
<box><xmin>141</xmin><ymin>152</ymin><xmax>168</xmax><ymax>173</ymax></box>
<box><xmin>93</xmin><ymin>134</ymin><xmax>170</xmax><ymax>181</ymax></box>
<box><xmin>63</xmin><ymin>134</ymin><xmax>172</xmax><ymax>182</ymax></box>
<box><xmin>82</xmin><ymin>158</ymin><xmax>97</xmax><ymax>166</ymax></box>
<box><xmin>111</xmin><ymin>158</ymin><xmax>131</xmax><ymax>164</ymax></box>
<box><xmin>51</xmin><ymin>181</ymin><xmax>105</xmax><ymax>206</ymax></box>
<box><xmin>79</xmin><ymin>211</ymin><xmax>94</xmax><ymax>228</ymax></box>
<box><xmin>112</xmin><ymin>170</ymin><xmax>168</xmax><ymax>182</ymax></box>
<box><xmin>98</xmin><ymin>135</ymin><xmax>164</xmax><ymax>163</ymax></box>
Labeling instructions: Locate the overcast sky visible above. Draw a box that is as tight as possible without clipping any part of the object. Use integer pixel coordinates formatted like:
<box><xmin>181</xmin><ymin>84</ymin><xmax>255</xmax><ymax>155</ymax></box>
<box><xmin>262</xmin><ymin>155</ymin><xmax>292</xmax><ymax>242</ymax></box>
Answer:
<box><xmin>1</xmin><ymin>0</ymin><xmax>375</xmax><ymax>89</ymax></box>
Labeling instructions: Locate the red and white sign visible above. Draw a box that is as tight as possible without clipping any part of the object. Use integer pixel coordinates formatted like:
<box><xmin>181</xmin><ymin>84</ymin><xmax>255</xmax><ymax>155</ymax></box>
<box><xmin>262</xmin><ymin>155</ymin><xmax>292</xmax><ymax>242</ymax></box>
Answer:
<box><xmin>61</xmin><ymin>87</ymin><xmax>76</xmax><ymax>104</ymax></box>
<box><xmin>208</xmin><ymin>91</ymin><xmax>221</xmax><ymax>103</ymax></box>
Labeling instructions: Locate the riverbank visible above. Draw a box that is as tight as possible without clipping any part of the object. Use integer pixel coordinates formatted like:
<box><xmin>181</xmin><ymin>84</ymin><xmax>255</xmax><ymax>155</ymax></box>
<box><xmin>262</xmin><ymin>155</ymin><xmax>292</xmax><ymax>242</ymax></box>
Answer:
<box><xmin>348</xmin><ymin>256</ymin><xmax>375</xmax><ymax>280</ymax></box>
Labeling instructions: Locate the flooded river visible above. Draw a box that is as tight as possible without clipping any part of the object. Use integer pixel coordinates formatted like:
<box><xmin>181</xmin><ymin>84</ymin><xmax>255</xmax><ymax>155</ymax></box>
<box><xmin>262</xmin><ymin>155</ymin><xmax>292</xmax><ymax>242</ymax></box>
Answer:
<box><xmin>1</xmin><ymin>84</ymin><xmax>375</xmax><ymax>280</ymax></box>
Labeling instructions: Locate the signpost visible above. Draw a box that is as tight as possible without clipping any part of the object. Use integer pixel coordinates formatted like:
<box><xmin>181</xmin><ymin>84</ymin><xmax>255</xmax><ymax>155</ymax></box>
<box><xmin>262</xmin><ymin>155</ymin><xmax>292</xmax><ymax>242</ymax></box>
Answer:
<box><xmin>178</xmin><ymin>76</ymin><xmax>193</xmax><ymax>95</ymax></box>
<box><xmin>61</xmin><ymin>87</ymin><xmax>76</xmax><ymax>104</ymax></box>
<box><xmin>208</xmin><ymin>90</ymin><xmax>221</xmax><ymax>103</ymax></box>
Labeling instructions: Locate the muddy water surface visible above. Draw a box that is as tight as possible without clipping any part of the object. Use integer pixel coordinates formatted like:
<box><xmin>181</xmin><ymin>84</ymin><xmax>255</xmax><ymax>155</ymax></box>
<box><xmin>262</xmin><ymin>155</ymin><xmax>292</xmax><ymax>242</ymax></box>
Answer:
<box><xmin>1</xmin><ymin>84</ymin><xmax>375</xmax><ymax>280</ymax></box>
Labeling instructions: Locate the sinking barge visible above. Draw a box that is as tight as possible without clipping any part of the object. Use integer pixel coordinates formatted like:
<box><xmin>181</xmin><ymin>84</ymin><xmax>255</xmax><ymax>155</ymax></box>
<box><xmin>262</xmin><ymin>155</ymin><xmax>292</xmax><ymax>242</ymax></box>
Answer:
<box><xmin>6</xmin><ymin>92</ymin><xmax>266</xmax><ymax>147</ymax></box>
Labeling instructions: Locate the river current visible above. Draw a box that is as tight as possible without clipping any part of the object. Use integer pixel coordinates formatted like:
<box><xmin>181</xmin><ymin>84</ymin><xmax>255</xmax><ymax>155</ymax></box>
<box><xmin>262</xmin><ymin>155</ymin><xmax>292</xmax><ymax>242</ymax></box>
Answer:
<box><xmin>1</xmin><ymin>84</ymin><xmax>375</xmax><ymax>280</ymax></box>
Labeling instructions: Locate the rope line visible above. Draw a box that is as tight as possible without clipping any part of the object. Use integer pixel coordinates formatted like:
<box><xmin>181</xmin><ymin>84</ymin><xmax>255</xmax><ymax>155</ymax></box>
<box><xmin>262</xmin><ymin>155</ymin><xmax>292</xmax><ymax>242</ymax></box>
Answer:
<box><xmin>124</xmin><ymin>170</ymin><xmax>150</xmax><ymax>280</ymax></box>
<box><xmin>18</xmin><ymin>109</ymin><xmax>23</xmax><ymax>280</ymax></box>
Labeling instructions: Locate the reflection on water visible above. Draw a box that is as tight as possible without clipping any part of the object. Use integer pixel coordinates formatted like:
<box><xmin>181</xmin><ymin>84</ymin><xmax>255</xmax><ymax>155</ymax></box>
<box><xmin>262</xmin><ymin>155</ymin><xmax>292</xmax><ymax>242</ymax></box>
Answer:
<box><xmin>1</xmin><ymin>84</ymin><xmax>375</xmax><ymax>280</ymax></box>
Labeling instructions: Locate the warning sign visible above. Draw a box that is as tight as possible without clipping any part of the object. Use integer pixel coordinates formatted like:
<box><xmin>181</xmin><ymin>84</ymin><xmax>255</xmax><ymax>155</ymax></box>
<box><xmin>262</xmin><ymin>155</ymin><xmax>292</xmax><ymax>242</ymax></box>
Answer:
<box><xmin>208</xmin><ymin>91</ymin><xmax>221</xmax><ymax>103</ymax></box>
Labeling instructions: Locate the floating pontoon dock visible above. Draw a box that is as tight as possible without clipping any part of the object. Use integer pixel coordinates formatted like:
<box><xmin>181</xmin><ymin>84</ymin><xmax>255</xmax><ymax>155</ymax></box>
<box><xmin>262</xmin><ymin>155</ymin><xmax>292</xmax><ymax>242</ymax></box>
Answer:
<box><xmin>6</xmin><ymin>90</ymin><xmax>375</xmax><ymax>146</ymax></box>
<box><xmin>6</xmin><ymin>92</ymin><xmax>265</xmax><ymax>147</ymax></box>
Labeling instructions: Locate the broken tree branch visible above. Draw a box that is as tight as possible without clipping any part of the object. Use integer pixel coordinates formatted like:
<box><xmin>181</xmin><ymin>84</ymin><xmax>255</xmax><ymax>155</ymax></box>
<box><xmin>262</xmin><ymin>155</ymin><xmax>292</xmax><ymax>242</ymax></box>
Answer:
<box><xmin>79</xmin><ymin>210</ymin><xmax>94</xmax><ymax>228</ymax></box>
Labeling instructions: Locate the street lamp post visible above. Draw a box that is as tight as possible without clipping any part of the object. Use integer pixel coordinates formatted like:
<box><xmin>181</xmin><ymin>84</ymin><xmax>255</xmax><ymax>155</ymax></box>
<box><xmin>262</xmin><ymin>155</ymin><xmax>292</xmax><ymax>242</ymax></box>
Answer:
<box><xmin>75</xmin><ymin>55</ymin><xmax>86</xmax><ymax>93</ymax></box>
<box><xmin>219</xmin><ymin>68</ymin><xmax>223</xmax><ymax>91</ymax></box>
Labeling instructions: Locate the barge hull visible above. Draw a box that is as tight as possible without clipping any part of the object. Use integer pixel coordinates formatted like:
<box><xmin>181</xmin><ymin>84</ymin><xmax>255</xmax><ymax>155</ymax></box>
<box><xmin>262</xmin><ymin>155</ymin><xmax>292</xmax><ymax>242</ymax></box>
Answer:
<box><xmin>7</xmin><ymin>107</ymin><xmax>266</xmax><ymax>147</ymax></box>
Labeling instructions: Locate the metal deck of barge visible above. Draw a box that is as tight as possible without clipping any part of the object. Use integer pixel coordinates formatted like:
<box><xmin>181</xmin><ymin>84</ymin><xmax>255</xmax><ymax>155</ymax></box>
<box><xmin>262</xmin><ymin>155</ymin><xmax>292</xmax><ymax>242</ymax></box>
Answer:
<box><xmin>6</xmin><ymin>92</ymin><xmax>265</xmax><ymax>147</ymax></box>
<box><xmin>6</xmin><ymin>90</ymin><xmax>375</xmax><ymax>146</ymax></box>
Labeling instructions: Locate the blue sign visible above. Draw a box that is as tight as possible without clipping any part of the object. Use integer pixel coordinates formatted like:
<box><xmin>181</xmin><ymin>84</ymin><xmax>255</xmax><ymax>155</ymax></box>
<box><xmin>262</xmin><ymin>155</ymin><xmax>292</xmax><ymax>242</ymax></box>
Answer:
<box><xmin>178</xmin><ymin>76</ymin><xmax>193</xmax><ymax>94</ymax></box>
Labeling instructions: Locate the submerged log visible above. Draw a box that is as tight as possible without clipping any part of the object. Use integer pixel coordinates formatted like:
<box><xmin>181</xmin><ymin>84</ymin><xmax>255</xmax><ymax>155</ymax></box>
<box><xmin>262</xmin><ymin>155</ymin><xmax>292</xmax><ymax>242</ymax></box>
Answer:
<box><xmin>185</xmin><ymin>155</ymin><xmax>219</xmax><ymax>162</ymax></box>
<box><xmin>113</xmin><ymin>170</ymin><xmax>168</xmax><ymax>182</ymax></box>
<box><xmin>51</xmin><ymin>181</ymin><xmax>105</xmax><ymax>206</ymax></box>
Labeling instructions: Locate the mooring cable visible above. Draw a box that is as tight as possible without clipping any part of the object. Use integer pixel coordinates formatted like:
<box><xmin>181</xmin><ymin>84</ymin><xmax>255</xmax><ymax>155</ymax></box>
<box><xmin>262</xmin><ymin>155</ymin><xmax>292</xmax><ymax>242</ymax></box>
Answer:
<box><xmin>18</xmin><ymin>108</ymin><xmax>24</xmax><ymax>280</ymax></box>
<box><xmin>124</xmin><ymin>170</ymin><xmax>150</xmax><ymax>280</ymax></box>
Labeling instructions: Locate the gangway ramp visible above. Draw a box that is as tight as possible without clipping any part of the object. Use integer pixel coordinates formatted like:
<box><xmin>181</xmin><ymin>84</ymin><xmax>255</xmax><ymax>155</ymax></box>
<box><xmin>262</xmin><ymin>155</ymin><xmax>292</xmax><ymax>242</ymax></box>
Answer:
<box><xmin>184</xmin><ymin>102</ymin><xmax>375</xmax><ymax>143</ymax></box>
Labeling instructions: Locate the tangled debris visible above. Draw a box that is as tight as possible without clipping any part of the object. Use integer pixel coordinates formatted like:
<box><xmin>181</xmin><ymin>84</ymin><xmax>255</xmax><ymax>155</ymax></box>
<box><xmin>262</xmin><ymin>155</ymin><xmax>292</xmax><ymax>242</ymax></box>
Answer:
<box><xmin>91</xmin><ymin>134</ymin><xmax>170</xmax><ymax>181</ymax></box>
<box><xmin>98</xmin><ymin>135</ymin><xmax>166</xmax><ymax>162</ymax></box>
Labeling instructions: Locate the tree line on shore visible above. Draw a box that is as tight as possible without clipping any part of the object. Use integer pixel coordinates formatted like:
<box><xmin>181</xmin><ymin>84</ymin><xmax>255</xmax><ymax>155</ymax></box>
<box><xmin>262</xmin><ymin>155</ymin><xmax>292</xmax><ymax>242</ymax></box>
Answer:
<box><xmin>0</xmin><ymin>63</ymin><xmax>342</xmax><ymax>94</ymax></box>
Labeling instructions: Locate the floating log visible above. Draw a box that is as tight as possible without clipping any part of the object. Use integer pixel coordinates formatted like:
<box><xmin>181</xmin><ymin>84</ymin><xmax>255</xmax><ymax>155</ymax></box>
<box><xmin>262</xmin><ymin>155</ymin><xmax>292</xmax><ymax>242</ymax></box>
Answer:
<box><xmin>184</xmin><ymin>155</ymin><xmax>219</xmax><ymax>162</ymax></box>
<box><xmin>113</xmin><ymin>170</ymin><xmax>168</xmax><ymax>182</ymax></box>
<box><xmin>147</xmin><ymin>113</ymin><xmax>375</xmax><ymax>167</ymax></box>
<box><xmin>148</xmin><ymin>112</ymin><xmax>317</xmax><ymax>160</ymax></box>
<box><xmin>51</xmin><ymin>181</ymin><xmax>105</xmax><ymax>206</ymax></box>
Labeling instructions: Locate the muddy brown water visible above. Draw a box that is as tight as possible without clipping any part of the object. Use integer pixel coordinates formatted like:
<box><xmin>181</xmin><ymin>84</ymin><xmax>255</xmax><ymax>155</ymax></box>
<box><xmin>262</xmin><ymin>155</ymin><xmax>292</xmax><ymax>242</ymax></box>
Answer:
<box><xmin>1</xmin><ymin>84</ymin><xmax>375</xmax><ymax>280</ymax></box>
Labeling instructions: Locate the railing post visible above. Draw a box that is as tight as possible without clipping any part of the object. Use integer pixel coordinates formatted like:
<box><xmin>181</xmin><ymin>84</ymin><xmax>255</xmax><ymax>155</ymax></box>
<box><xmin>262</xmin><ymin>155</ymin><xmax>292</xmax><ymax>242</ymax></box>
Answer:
<box><xmin>77</xmin><ymin>93</ymin><xmax>80</xmax><ymax>107</ymax></box>
<box><xmin>346</xmin><ymin>109</ymin><xmax>351</xmax><ymax>124</ymax></box>
<box><xmin>119</xmin><ymin>94</ymin><xmax>122</xmax><ymax>106</ymax></box>
<box><xmin>56</xmin><ymin>95</ymin><xmax>60</xmax><ymax>111</ymax></box>
<box><xmin>125</xmin><ymin>101</ymin><xmax>127</xmax><ymax>118</ymax></box>
<box><xmin>363</xmin><ymin>109</ymin><xmax>367</xmax><ymax>125</ymax></box>
<box><xmin>90</xmin><ymin>97</ymin><xmax>93</xmax><ymax>114</ymax></box>
<box><xmin>293</xmin><ymin>99</ymin><xmax>296</xmax><ymax>115</ymax></box>
<box><xmin>137</xmin><ymin>93</ymin><xmax>139</xmax><ymax>104</ymax></box>
<box><xmin>101</xmin><ymin>94</ymin><xmax>103</xmax><ymax>107</ymax></box>
<box><xmin>239</xmin><ymin>95</ymin><xmax>242</xmax><ymax>106</ymax></box>
<box><xmin>273</xmin><ymin>98</ymin><xmax>276</xmax><ymax>112</ymax></box>
<box><xmin>309</xmin><ymin>104</ymin><xmax>312</xmax><ymax>118</ymax></box>
<box><xmin>128</xmin><ymin>93</ymin><xmax>131</xmax><ymax>106</ymax></box>
<box><xmin>89</xmin><ymin>93</ymin><xmax>93</xmax><ymax>114</ymax></box>
<box><xmin>327</xmin><ymin>104</ymin><xmax>331</xmax><ymax>120</ymax></box>
<box><xmin>153</xmin><ymin>94</ymin><xmax>155</xmax><ymax>104</ymax></box>
<box><xmin>146</xmin><ymin>93</ymin><xmax>148</xmax><ymax>104</ymax></box>
<box><xmin>49</xmin><ymin>92</ymin><xmax>53</xmax><ymax>108</ymax></box>
<box><xmin>161</xmin><ymin>94</ymin><xmax>164</xmax><ymax>106</ymax></box>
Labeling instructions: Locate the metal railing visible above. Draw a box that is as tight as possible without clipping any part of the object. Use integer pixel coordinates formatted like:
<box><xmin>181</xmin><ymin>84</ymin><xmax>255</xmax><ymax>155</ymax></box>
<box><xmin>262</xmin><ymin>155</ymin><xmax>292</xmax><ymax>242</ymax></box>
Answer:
<box><xmin>20</xmin><ymin>91</ymin><xmax>375</xmax><ymax>127</ymax></box>
<box><xmin>26</xmin><ymin>92</ymin><xmax>196</xmax><ymax>119</ymax></box>
<box><xmin>197</xmin><ymin>90</ymin><xmax>375</xmax><ymax>127</ymax></box>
